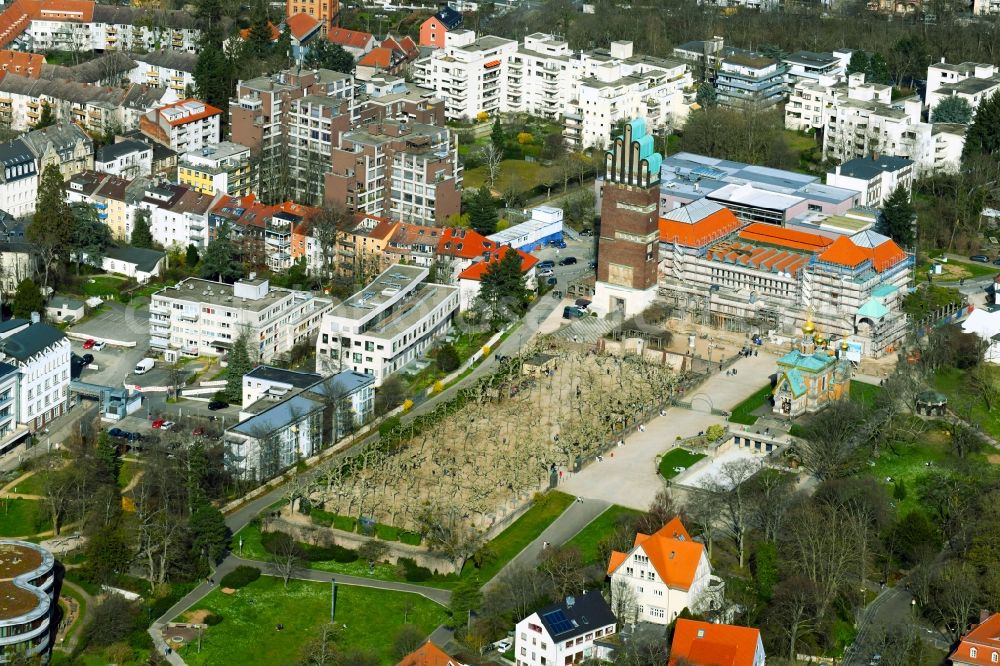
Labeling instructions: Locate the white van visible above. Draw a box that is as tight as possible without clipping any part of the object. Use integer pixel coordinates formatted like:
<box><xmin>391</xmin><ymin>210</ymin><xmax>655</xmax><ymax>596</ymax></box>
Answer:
<box><xmin>134</xmin><ymin>358</ymin><xmax>155</xmax><ymax>375</ymax></box>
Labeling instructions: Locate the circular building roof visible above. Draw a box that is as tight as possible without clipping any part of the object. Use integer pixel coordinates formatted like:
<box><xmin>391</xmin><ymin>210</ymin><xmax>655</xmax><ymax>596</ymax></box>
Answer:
<box><xmin>916</xmin><ymin>390</ymin><xmax>948</xmax><ymax>405</ymax></box>
<box><xmin>0</xmin><ymin>541</ymin><xmax>52</xmax><ymax>623</ymax></box>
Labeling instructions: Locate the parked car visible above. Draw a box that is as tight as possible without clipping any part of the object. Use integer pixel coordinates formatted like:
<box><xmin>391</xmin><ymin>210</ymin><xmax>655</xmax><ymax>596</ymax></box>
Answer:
<box><xmin>993</xmin><ymin>258</ymin><xmax>1000</xmax><ymax>266</ymax></box>
<box><xmin>563</xmin><ymin>306</ymin><xmax>586</xmax><ymax>319</ymax></box>
<box><xmin>558</xmin><ymin>256</ymin><xmax>578</xmax><ymax>266</ymax></box>
<box><xmin>81</xmin><ymin>353</ymin><xmax>94</xmax><ymax>366</ymax></box>
<box><xmin>152</xmin><ymin>418</ymin><xmax>165</xmax><ymax>429</ymax></box>
<box><xmin>538</xmin><ymin>268</ymin><xmax>554</xmax><ymax>277</ymax></box>
<box><xmin>537</xmin><ymin>260</ymin><xmax>555</xmax><ymax>269</ymax></box>
<box><xmin>108</xmin><ymin>427</ymin><xmax>127</xmax><ymax>439</ymax></box>
<box><xmin>152</xmin><ymin>419</ymin><xmax>175</xmax><ymax>430</ymax></box>
<box><xmin>546</xmin><ymin>277</ymin><xmax>558</xmax><ymax>286</ymax></box>
<box><xmin>208</xmin><ymin>400</ymin><xmax>229</xmax><ymax>411</ymax></box>
<box><xmin>492</xmin><ymin>639</ymin><xmax>512</xmax><ymax>653</ymax></box>
<box><xmin>134</xmin><ymin>358</ymin><xmax>154</xmax><ymax>374</ymax></box>
<box><xmin>82</xmin><ymin>339</ymin><xmax>96</xmax><ymax>349</ymax></box>
<box><xmin>92</xmin><ymin>341</ymin><xmax>106</xmax><ymax>351</ymax></box>
<box><xmin>556</xmin><ymin>240</ymin><xmax>567</xmax><ymax>249</ymax></box>
<box><xmin>970</xmin><ymin>255</ymin><xmax>990</xmax><ymax>263</ymax></box>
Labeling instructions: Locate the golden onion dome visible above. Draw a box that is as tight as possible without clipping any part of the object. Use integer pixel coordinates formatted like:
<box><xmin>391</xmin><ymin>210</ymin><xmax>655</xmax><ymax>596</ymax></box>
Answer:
<box><xmin>841</xmin><ymin>339</ymin><xmax>850</xmax><ymax>350</ymax></box>
<box><xmin>802</xmin><ymin>319</ymin><xmax>815</xmax><ymax>335</ymax></box>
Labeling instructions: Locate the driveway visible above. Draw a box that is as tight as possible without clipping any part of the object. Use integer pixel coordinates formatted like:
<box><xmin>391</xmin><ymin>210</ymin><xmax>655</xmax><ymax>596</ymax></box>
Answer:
<box><xmin>561</xmin><ymin>352</ymin><xmax>777</xmax><ymax>510</ymax></box>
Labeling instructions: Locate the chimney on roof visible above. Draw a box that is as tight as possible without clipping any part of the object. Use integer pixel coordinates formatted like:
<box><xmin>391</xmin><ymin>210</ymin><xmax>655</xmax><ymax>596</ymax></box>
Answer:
<box><xmin>872</xmin><ymin>151</ymin><xmax>879</xmax><ymax>160</ymax></box>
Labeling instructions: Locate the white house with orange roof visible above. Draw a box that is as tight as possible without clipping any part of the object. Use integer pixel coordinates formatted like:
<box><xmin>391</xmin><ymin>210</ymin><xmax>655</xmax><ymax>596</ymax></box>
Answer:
<box><xmin>607</xmin><ymin>517</ymin><xmax>724</xmax><ymax>625</ymax></box>
<box><xmin>457</xmin><ymin>245</ymin><xmax>538</xmax><ymax>311</ymax></box>
<box><xmin>139</xmin><ymin>98</ymin><xmax>222</xmax><ymax>154</ymax></box>
<box><xmin>669</xmin><ymin>619</ymin><xmax>765</xmax><ymax>666</ymax></box>
<box><xmin>951</xmin><ymin>612</ymin><xmax>1000</xmax><ymax>666</ymax></box>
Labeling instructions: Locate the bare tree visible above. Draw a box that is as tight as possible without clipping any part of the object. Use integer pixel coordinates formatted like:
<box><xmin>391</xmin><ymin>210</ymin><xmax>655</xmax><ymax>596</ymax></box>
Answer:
<box><xmin>611</xmin><ymin>577</ymin><xmax>639</xmax><ymax>628</ymax></box>
<box><xmin>684</xmin><ymin>486</ymin><xmax>723</xmax><ymax>559</ymax></box>
<box><xmin>537</xmin><ymin>544</ymin><xmax>587</xmax><ymax>597</ymax></box>
<box><xmin>709</xmin><ymin>459</ymin><xmax>760</xmax><ymax>569</ymax></box>
<box><xmin>483</xmin><ymin>144</ymin><xmax>503</xmax><ymax>188</ymax></box>
<box><xmin>271</xmin><ymin>533</ymin><xmax>303</xmax><ymax>589</ymax></box>
<box><xmin>300</xmin><ymin>623</ymin><xmax>342</xmax><ymax>666</ymax></box>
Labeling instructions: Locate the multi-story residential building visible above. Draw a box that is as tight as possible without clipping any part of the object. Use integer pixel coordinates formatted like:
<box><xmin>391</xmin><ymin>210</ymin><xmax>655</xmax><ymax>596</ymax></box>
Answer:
<box><xmin>355</xmin><ymin>35</ymin><xmax>420</xmax><ymax>78</ymax></box>
<box><xmin>139</xmin><ymin>98</ymin><xmax>221</xmax><ymax>154</ymax></box>
<box><xmin>263</xmin><ymin>201</ymin><xmax>321</xmax><ymax>272</ymax></box>
<box><xmin>783</xmin><ymin>49</ymin><xmax>851</xmax><ymax>86</ymax></box>
<box><xmin>93</xmin><ymin>138</ymin><xmax>152</xmax><ymax>179</ymax></box>
<box><xmin>925</xmin><ymin>59</ymin><xmax>1000</xmax><ymax>115</ymax></box>
<box><xmin>0</xmin><ymin>319</ymin><xmax>70</xmax><ymax>431</ymax></box>
<box><xmin>0</xmin><ymin>214</ymin><xmax>34</xmax><ymax>298</ymax></box>
<box><xmin>669</xmin><ymin>620</ymin><xmax>766</xmax><ymax>666</ymax></box>
<box><xmin>66</xmin><ymin>170</ymin><xmax>148</xmax><ymax>242</ymax></box>
<box><xmin>607</xmin><ymin>517</ymin><xmax>724</xmax><ymax>624</ymax></box>
<box><xmin>338</xmin><ymin>214</ymin><xmax>399</xmax><ymax>278</ymax></box>
<box><xmin>285</xmin><ymin>94</ymin><xmax>354</xmax><ymax>206</ymax></box>
<box><xmin>506</xmin><ymin>33</ymin><xmax>574</xmax><ymax>121</ymax></box>
<box><xmin>0</xmin><ymin>74</ymin><xmax>174</xmax><ymax>133</ymax></box>
<box><xmin>230</xmin><ymin>67</ymin><xmax>355</xmax><ymax>205</ymax></box>
<box><xmin>657</xmin><ymin>200</ymin><xmax>913</xmax><ymax>357</ymax></box>
<box><xmin>224</xmin><ymin>369</ymin><xmax>373</xmax><ymax>481</ymax></box>
<box><xmin>419</xmin><ymin>3</ymin><xmax>463</xmax><ymax>49</ymax></box>
<box><xmin>127</xmin><ymin>50</ymin><xmax>197</xmax><ymax>98</ymax></box>
<box><xmin>0</xmin><ymin>540</ymin><xmax>57</xmax><ymax>663</ymax></box>
<box><xmin>413</xmin><ymin>30</ymin><xmax>517</xmax><ymax>121</ymax></box>
<box><xmin>286</xmin><ymin>13</ymin><xmax>323</xmax><ymax>65</ymax></box>
<box><xmin>672</xmin><ymin>35</ymin><xmax>726</xmax><ymax>82</ymax></box>
<box><xmin>514</xmin><ymin>592</ymin><xmax>616</xmax><ymax>666</ymax></box>
<box><xmin>241</xmin><ymin>365</ymin><xmax>320</xmax><ymax>406</ymax></box>
<box><xmin>0</xmin><ymin>362</ymin><xmax>25</xmax><ymax>454</ymax></box>
<box><xmin>0</xmin><ymin>49</ymin><xmax>43</xmax><ymax>78</ymax></box>
<box><xmin>951</xmin><ymin>612</ymin><xmax>1000</xmax><ymax>666</ymax></box>
<box><xmin>651</xmin><ymin>151</ymin><xmax>863</xmax><ymax>219</ymax></box>
<box><xmin>328</xmin><ymin>119</ymin><xmax>462</xmax><ymax>224</ymax></box>
<box><xmin>19</xmin><ymin>121</ymin><xmax>93</xmax><ymax>180</ymax></box>
<box><xmin>315</xmin><ymin>264</ymin><xmax>459</xmax><ymax>384</ymax></box>
<box><xmin>355</xmin><ymin>75</ymin><xmax>445</xmax><ymax>126</ymax></box>
<box><xmin>0</xmin><ymin>138</ymin><xmax>38</xmax><ymax>217</ymax></box>
<box><xmin>285</xmin><ymin>0</ymin><xmax>338</xmax><ymax>26</ymax></box>
<box><xmin>327</xmin><ymin>27</ymin><xmax>375</xmax><ymax>59</ymax></box>
<box><xmin>787</xmin><ymin>73</ymin><xmax>965</xmax><ymax>176</ymax></box>
<box><xmin>139</xmin><ymin>182</ymin><xmax>219</xmax><ymax>249</ymax></box>
<box><xmin>398</xmin><ymin>642</ymin><xmax>467</xmax><ymax>666</ymax></box>
<box><xmin>826</xmin><ymin>156</ymin><xmax>914</xmax><ymax>207</ymax></box>
<box><xmin>714</xmin><ymin>53</ymin><xmax>787</xmax><ymax>108</ymax></box>
<box><xmin>178</xmin><ymin>141</ymin><xmax>252</xmax><ymax>198</ymax></box>
<box><xmin>150</xmin><ymin>276</ymin><xmax>332</xmax><ymax>362</ymax></box>
<box><xmin>563</xmin><ymin>42</ymin><xmax>693</xmax><ymax>149</ymax></box>
<box><xmin>457</xmin><ymin>245</ymin><xmax>537</xmax><ymax>310</ymax></box>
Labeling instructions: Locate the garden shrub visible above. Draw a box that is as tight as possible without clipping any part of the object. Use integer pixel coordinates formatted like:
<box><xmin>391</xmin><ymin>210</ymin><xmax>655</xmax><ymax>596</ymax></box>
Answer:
<box><xmin>260</xmin><ymin>530</ymin><xmax>293</xmax><ymax>554</ymax></box>
<box><xmin>204</xmin><ymin>613</ymin><xmax>223</xmax><ymax>626</ymax></box>
<box><xmin>397</xmin><ymin>557</ymin><xmax>432</xmax><ymax>582</ymax></box>
<box><xmin>399</xmin><ymin>531</ymin><xmax>421</xmax><ymax>546</ymax></box>
<box><xmin>375</xmin><ymin>523</ymin><xmax>399</xmax><ymax>541</ymax></box>
<box><xmin>219</xmin><ymin>565</ymin><xmax>261</xmax><ymax>589</ymax></box>
<box><xmin>300</xmin><ymin>543</ymin><xmax>358</xmax><ymax>563</ymax></box>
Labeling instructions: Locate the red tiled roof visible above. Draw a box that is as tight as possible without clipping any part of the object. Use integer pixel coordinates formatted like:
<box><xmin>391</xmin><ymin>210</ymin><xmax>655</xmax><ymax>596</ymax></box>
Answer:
<box><xmin>239</xmin><ymin>21</ymin><xmax>280</xmax><ymax>41</ymax></box>
<box><xmin>396</xmin><ymin>641</ymin><xmax>461</xmax><ymax>666</ymax></box>
<box><xmin>659</xmin><ymin>208</ymin><xmax>743</xmax><ymax>248</ymax></box>
<box><xmin>669</xmin><ymin>619</ymin><xmax>761</xmax><ymax>666</ymax></box>
<box><xmin>0</xmin><ymin>49</ymin><xmax>42</xmax><ymax>78</ymax></box>
<box><xmin>738</xmin><ymin>222</ymin><xmax>833</xmax><ymax>253</ymax></box>
<box><xmin>399</xmin><ymin>35</ymin><xmax>418</xmax><ymax>56</ymax></box>
<box><xmin>285</xmin><ymin>12</ymin><xmax>321</xmax><ymax>40</ymax></box>
<box><xmin>0</xmin><ymin>0</ymin><xmax>96</xmax><ymax>49</ymax></box>
<box><xmin>951</xmin><ymin>613</ymin><xmax>1000</xmax><ymax>666</ymax></box>
<box><xmin>608</xmin><ymin>517</ymin><xmax>705</xmax><ymax>591</ymax></box>
<box><xmin>358</xmin><ymin>47</ymin><xmax>394</xmax><ymax>69</ymax></box>
<box><xmin>817</xmin><ymin>235</ymin><xmax>906</xmax><ymax>272</ymax></box>
<box><xmin>436</xmin><ymin>227</ymin><xmax>496</xmax><ymax>259</ymax></box>
<box><xmin>457</xmin><ymin>246</ymin><xmax>537</xmax><ymax>280</ymax></box>
<box><xmin>328</xmin><ymin>27</ymin><xmax>373</xmax><ymax>49</ymax></box>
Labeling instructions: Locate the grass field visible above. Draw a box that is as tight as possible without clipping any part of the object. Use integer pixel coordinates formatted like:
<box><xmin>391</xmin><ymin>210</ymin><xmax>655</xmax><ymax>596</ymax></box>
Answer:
<box><xmin>728</xmin><ymin>384</ymin><xmax>774</xmax><ymax>425</ymax></box>
<box><xmin>868</xmin><ymin>434</ymin><xmax>952</xmax><ymax>516</ymax></box>
<box><xmin>565</xmin><ymin>505</ymin><xmax>643</xmax><ymax>566</ymax></box>
<box><xmin>0</xmin><ymin>498</ymin><xmax>51</xmax><ymax>537</ymax></box>
<box><xmin>849</xmin><ymin>380</ymin><xmax>882</xmax><ymax>407</ymax></box>
<box><xmin>118</xmin><ymin>460</ymin><xmax>142</xmax><ymax>489</ymax></box>
<box><xmin>176</xmin><ymin>577</ymin><xmax>447</xmax><ymax>665</ymax></box>
<box><xmin>917</xmin><ymin>257</ymin><xmax>999</xmax><ymax>280</ymax></box>
<box><xmin>10</xmin><ymin>471</ymin><xmax>47</xmax><ymax>496</ymax></box>
<box><xmin>79</xmin><ymin>275</ymin><xmax>127</xmax><ymax>298</ymax></box>
<box><xmin>658</xmin><ymin>449</ymin><xmax>707</xmax><ymax>480</ymax></box>
<box><xmin>463</xmin><ymin>159</ymin><xmax>560</xmax><ymax>193</ymax></box>
<box><xmin>934</xmin><ymin>366</ymin><xmax>1000</xmax><ymax>439</ymax></box>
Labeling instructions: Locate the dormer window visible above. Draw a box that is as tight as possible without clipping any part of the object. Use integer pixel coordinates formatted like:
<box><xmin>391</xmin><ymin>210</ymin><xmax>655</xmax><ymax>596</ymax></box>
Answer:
<box><xmin>971</xmin><ymin>648</ymin><xmax>978</xmax><ymax>658</ymax></box>
<box><xmin>992</xmin><ymin>652</ymin><xmax>997</xmax><ymax>663</ymax></box>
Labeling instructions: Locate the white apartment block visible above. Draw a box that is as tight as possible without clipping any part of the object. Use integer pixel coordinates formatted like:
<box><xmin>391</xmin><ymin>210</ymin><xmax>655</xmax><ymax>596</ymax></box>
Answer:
<box><xmin>926</xmin><ymin>60</ymin><xmax>1000</xmax><ymax>114</ymax></box>
<box><xmin>826</xmin><ymin>155</ymin><xmax>915</xmax><ymax>207</ymax></box>
<box><xmin>506</xmin><ymin>33</ymin><xmax>575</xmax><ymax>121</ymax></box>
<box><xmin>94</xmin><ymin>139</ymin><xmax>152</xmax><ymax>179</ymax></box>
<box><xmin>140</xmin><ymin>99</ymin><xmax>222</xmax><ymax>154</ymax></box>
<box><xmin>0</xmin><ymin>319</ymin><xmax>71</xmax><ymax>432</ymax></box>
<box><xmin>564</xmin><ymin>41</ymin><xmax>693</xmax><ymax>149</ymax></box>
<box><xmin>127</xmin><ymin>50</ymin><xmax>198</xmax><ymax>97</ymax></box>
<box><xmin>0</xmin><ymin>138</ymin><xmax>38</xmax><ymax>218</ymax></box>
<box><xmin>24</xmin><ymin>5</ymin><xmax>201</xmax><ymax>53</ymax></box>
<box><xmin>607</xmin><ymin>517</ymin><xmax>723</xmax><ymax>625</ymax></box>
<box><xmin>139</xmin><ymin>183</ymin><xmax>220</xmax><ymax>250</ymax></box>
<box><xmin>316</xmin><ymin>264</ymin><xmax>459</xmax><ymax>386</ymax></box>
<box><xmin>514</xmin><ymin>592</ymin><xmax>617</xmax><ymax>666</ymax></box>
<box><xmin>150</xmin><ymin>276</ymin><xmax>332</xmax><ymax>362</ymax></box>
<box><xmin>413</xmin><ymin>30</ymin><xmax>518</xmax><ymax>121</ymax></box>
<box><xmin>178</xmin><ymin>141</ymin><xmax>253</xmax><ymax>197</ymax></box>
<box><xmin>783</xmin><ymin>48</ymin><xmax>852</xmax><ymax>86</ymax></box>
<box><xmin>787</xmin><ymin>73</ymin><xmax>965</xmax><ymax>176</ymax></box>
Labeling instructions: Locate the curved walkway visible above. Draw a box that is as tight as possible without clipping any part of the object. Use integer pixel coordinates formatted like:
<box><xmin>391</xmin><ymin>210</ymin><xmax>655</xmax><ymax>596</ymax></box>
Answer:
<box><xmin>55</xmin><ymin>579</ymin><xmax>95</xmax><ymax>654</ymax></box>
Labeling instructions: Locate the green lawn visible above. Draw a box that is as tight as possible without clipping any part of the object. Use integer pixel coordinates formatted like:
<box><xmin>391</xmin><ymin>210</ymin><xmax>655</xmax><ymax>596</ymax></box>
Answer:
<box><xmin>850</xmin><ymin>380</ymin><xmax>882</xmax><ymax>406</ymax></box>
<box><xmin>79</xmin><ymin>275</ymin><xmax>127</xmax><ymax>298</ymax></box>
<box><xmin>118</xmin><ymin>460</ymin><xmax>142</xmax><ymax>490</ymax></box>
<box><xmin>867</xmin><ymin>435</ymin><xmax>953</xmax><ymax>517</ymax></box>
<box><xmin>463</xmin><ymin>159</ymin><xmax>560</xmax><ymax>193</ymax></box>
<box><xmin>460</xmin><ymin>490</ymin><xmax>574</xmax><ymax>584</ymax></box>
<box><xmin>934</xmin><ymin>366</ymin><xmax>1000</xmax><ymax>439</ymax></box>
<box><xmin>10</xmin><ymin>471</ymin><xmax>47</xmax><ymax>496</ymax></box>
<box><xmin>176</xmin><ymin>577</ymin><xmax>447</xmax><ymax>665</ymax></box>
<box><xmin>565</xmin><ymin>505</ymin><xmax>643</xmax><ymax>566</ymax></box>
<box><xmin>728</xmin><ymin>384</ymin><xmax>773</xmax><ymax>425</ymax></box>
<box><xmin>658</xmin><ymin>449</ymin><xmax>707</xmax><ymax>480</ymax></box>
<box><xmin>0</xmin><ymin>498</ymin><xmax>51</xmax><ymax>537</ymax></box>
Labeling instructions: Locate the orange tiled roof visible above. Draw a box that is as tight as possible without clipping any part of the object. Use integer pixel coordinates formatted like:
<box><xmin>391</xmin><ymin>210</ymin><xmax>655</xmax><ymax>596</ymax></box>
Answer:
<box><xmin>0</xmin><ymin>49</ymin><xmax>42</xmax><ymax>78</ymax></box>
<box><xmin>705</xmin><ymin>240</ymin><xmax>810</xmax><ymax>276</ymax></box>
<box><xmin>608</xmin><ymin>516</ymin><xmax>705</xmax><ymax>591</ymax></box>
<box><xmin>397</xmin><ymin>641</ymin><xmax>461</xmax><ymax>666</ymax></box>
<box><xmin>436</xmin><ymin>227</ymin><xmax>496</xmax><ymax>259</ymax></box>
<box><xmin>36</xmin><ymin>0</ymin><xmax>93</xmax><ymax>21</ymax></box>
<box><xmin>358</xmin><ymin>47</ymin><xmax>394</xmax><ymax>68</ymax></box>
<box><xmin>328</xmin><ymin>27</ymin><xmax>373</xmax><ymax>49</ymax></box>
<box><xmin>239</xmin><ymin>21</ymin><xmax>280</xmax><ymax>41</ymax></box>
<box><xmin>0</xmin><ymin>0</ymin><xmax>96</xmax><ymax>48</ymax></box>
<box><xmin>738</xmin><ymin>222</ymin><xmax>833</xmax><ymax>253</ymax></box>
<box><xmin>285</xmin><ymin>12</ymin><xmax>321</xmax><ymax>40</ymax></box>
<box><xmin>389</xmin><ymin>222</ymin><xmax>442</xmax><ymax>247</ymax></box>
<box><xmin>157</xmin><ymin>98</ymin><xmax>223</xmax><ymax>127</ymax></box>
<box><xmin>659</xmin><ymin>208</ymin><xmax>743</xmax><ymax>248</ymax></box>
<box><xmin>457</xmin><ymin>245</ymin><xmax>537</xmax><ymax>280</ymax></box>
<box><xmin>950</xmin><ymin>613</ymin><xmax>1000</xmax><ymax>666</ymax></box>
<box><xmin>817</xmin><ymin>235</ymin><xmax>906</xmax><ymax>272</ymax></box>
<box><xmin>669</xmin><ymin>619</ymin><xmax>761</xmax><ymax>666</ymax></box>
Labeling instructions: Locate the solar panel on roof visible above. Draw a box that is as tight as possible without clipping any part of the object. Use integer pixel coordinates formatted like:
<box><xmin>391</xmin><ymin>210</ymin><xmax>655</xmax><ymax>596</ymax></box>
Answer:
<box><xmin>543</xmin><ymin>610</ymin><xmax>575</xmax><ymax>635</ymax></box>
<box><xmin>692</xmin><ymin>166</ymin><xmax>726</xmax><ymax>180</ymax></box>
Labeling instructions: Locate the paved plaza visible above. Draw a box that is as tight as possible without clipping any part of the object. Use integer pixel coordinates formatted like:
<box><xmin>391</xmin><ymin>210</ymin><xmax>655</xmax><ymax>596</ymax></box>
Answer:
<box><xmin>561</xmin><ymin>351</ymin><xmax>778</xmax><ymax>509</ymax></box>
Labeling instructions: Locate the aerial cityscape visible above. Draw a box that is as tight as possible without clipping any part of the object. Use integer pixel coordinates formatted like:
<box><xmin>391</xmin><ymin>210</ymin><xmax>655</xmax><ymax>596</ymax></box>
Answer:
<box><xmin>0</xmin><ymin>0</ymin><xmax>998</xmax><ymax>664</ymax></box>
